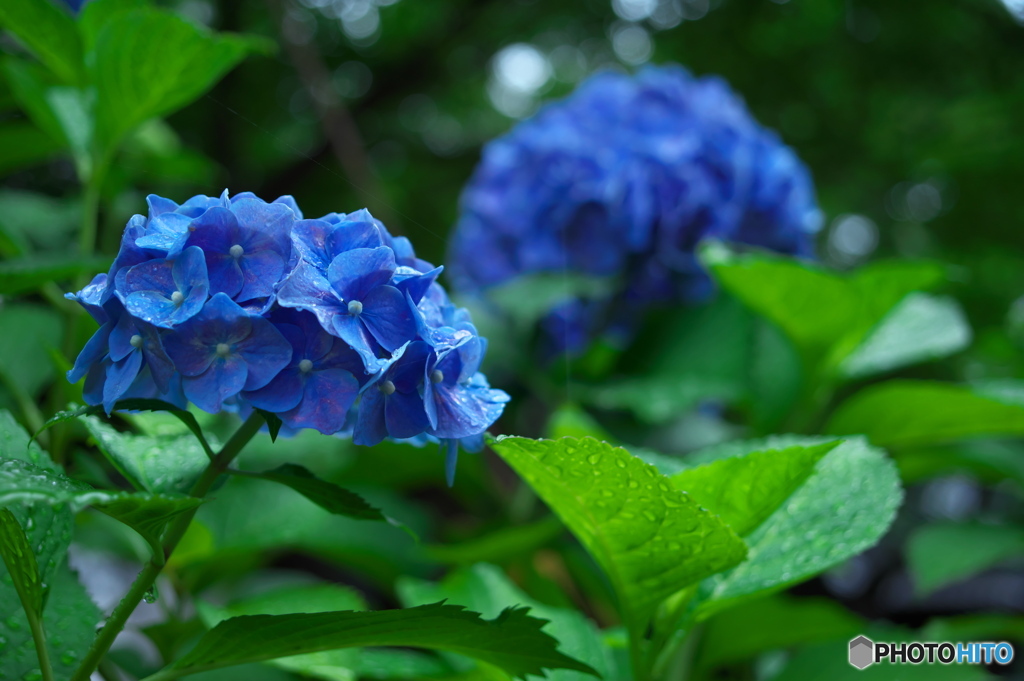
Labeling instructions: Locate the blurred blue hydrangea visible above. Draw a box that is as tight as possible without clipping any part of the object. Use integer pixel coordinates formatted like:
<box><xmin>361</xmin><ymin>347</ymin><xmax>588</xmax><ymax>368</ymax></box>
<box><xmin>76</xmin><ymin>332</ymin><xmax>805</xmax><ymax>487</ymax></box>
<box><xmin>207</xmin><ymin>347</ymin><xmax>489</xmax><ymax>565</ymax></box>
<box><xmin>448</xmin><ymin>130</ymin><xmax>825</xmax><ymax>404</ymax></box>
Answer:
<box><xmin>68</xmin><ymin>191</ymin><xmax>508</xmax><ymax>482</ymax></box>
<box><xmin>449</xmin><ymin>64</ymin><xmax>823</xmax><ymax>354</ymax></box>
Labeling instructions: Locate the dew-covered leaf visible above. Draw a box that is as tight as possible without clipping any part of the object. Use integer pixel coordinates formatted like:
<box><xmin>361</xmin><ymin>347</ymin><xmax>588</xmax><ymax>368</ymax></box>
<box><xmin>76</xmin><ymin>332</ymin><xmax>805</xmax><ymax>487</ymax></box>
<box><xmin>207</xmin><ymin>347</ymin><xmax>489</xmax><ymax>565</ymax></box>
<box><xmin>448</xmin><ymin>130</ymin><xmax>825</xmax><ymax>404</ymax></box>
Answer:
<box><xmin>82</xmin><ymin>415</ymin><xmax>210</xmax><ymax>493</ymax></box>
<box><xmin>671</xmin><ymin>441</ymin><xmax>840</xmax><ymax>537</ymax></box>
<box><xmin>907</xmin><ymin>523</ymin><xmax>1024</xmax><ymax>595</ymax></box>
<box><xmin>824</xmin><ymin>380</ymin><xmax>1024</xmax><ymax>448</ymax></box>
<box><xmin>163</xmin><ymin>602</ymin><xmax>597</xmax><ymax>680</ymax></box>
<box><xmin>0</xmin><ymin>508</ymin><xmax>43</xmax><ymax>617</ymax></box>
<box><xmin>490</xmin><ymin>436</ymin><xmax>747</xmax><ymax>624</ymax></box>
<box><xmin>690</xmin><ymin>436</ymin><xmax>902</xmax><ymax>619</ymax></box>
<box><xmin>0</xmin><ymin>457</ymin><xmax>203</xmax><ymax>558</ymax></box>
<box><xmin>0</xmin><ymin>564</ymin><xmax>100</xmax><ymax>681</ymax></box>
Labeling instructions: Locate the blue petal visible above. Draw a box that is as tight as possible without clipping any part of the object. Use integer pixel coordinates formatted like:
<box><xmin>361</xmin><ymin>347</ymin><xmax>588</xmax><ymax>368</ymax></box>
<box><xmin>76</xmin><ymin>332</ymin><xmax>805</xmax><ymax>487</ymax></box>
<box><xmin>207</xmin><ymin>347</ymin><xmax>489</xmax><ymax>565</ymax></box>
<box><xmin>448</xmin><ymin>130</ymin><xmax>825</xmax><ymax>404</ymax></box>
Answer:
<box><xmin>326</xmin><ymin>247</ymin><xmax>396</xmax><ymax>302</ymax></box>
<box><xmin>237</xmin><ymin>317</ymin><xmax>293</xmax><ymax>390</ymax></box>
<box><xmin>332</xmin><ymin>313</ymin><xmax>381</xmax><ymax>372</ymax></box>
<box><xmin>102</xmin><ymin>350</ymin><xmax>143</xmax><ymax>412</ymax></box>
<box><xmin>384</xmin><ymin>388</ymin><xmax>430</xmax><ymax>439</ymax></box>
<box><xmin>276</xmin><ymin>261</ymin><xmax>346</xmax><ymax>333</ymax></box>
<box><xmin>68</xmin><ymin>322</ymin><xmax>112</xmax><ymax>384</ymax></box>
<box><xmin>353</xmin><ymin>381</ymin><xmax>388</xmax><ymax>446</ymax></box>
<box><xmin>396</xmin><ymin>265</ymin><xmax>443</xmax><ymax>305</ymax></box>
<box><xmin>146</xmin><ymin>194</ymin><xmax>179</xmax><ymax>217</ymax></box>
<box><xmin>427</xmin><ymin>379</ymin><xmax>509</xmax><ymax>439</ymax></box>
<box><xmin>108</xmin><ymin>313</ymin><xmax>140</xmax><ymax>361</ymax></box>
<box><xmin>238</xmin><ymin>248</ymin><xmax>285</xmax><ymax>302</ymax></box>
<box><xmin>273</xmin><ymin>195</ymin><xmax>304</xmax><ymax>219</ymax></box>
<box><xmin>136</xmin><ymin>212</ymin><xmax>192</xmax><ymax>254</ymax></box>
<box><xmin>282</xmin><ymin>368</ymin><xmax>359</xmax><ymax>434</ymax></box>
<box><xmin>182</xmin><ymin>355</ymin><xmax>248</xmax><ymax>413</ymax></box>
<box><xmin>359</xmin><ymin>285</ymin><xmax>416</xmax><ymax>352</ymax></box>
<box><xmin>443</xmin><ymin>438</ymin><xmax>459</xmax><ymax>487</ymax></box>
<box><xmin>243</xmin><ymin>367</ymin><xmax>304</xmax><ymax>412</ymax></box>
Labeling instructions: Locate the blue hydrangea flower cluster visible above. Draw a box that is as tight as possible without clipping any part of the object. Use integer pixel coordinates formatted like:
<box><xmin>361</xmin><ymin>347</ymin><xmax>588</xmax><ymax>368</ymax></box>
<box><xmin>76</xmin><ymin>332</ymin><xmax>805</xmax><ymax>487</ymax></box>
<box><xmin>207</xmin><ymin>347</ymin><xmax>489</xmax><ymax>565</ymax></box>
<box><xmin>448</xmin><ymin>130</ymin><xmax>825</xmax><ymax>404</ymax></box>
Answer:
<box><xmin>67</xmin><ymin>191</ymin><xmax>508</xmax><ymax>482</ymax></box>
<box><xmin>449</xmin><ymin>65</ymin><xmax>823</xmax><ymax>354</ymax></box>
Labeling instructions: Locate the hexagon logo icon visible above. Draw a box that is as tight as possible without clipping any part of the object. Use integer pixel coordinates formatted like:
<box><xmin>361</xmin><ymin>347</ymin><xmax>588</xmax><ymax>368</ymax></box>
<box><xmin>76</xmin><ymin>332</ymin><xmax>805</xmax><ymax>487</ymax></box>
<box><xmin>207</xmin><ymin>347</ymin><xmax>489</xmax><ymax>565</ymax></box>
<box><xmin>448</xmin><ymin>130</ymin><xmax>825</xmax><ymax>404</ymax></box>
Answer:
<box><xmin>849</xmin><ymin>635</ymin><xmax>874</xmax><ymax>669</ymax></box>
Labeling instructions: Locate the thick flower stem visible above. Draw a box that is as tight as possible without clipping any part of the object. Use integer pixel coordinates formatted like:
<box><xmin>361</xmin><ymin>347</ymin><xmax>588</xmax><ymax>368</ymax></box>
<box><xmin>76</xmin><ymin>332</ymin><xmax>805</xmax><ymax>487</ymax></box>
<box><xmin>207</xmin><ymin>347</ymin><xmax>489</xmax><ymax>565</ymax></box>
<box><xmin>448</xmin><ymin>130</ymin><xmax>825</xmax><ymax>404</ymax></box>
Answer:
<box><xmin>70</xmin><ymin>412</ymin><xmax>265</xmax><ymax>681</ymax></box>
<box><xmin>27</xmin><ymin>605</ymin><xmax>55</xmax><ymax>681</ymax></box>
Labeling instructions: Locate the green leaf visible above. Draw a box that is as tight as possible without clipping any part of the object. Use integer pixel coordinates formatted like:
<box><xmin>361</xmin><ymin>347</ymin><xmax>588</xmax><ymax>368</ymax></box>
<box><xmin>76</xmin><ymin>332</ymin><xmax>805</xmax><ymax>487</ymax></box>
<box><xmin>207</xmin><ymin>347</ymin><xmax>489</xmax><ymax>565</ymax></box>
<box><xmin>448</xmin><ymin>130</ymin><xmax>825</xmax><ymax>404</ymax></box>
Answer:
<box><xmin>81</xmin><ymin>416</ymin><xmax>210</xmax><ymax>493</ymax></box>
<box><xmin>0</xmin><ymin>457</ymin><xmax>203</xmax><ymax>558</ymax></box>
<box><xmin>354</xmin><ymin>649</ymin><xmax>454</xmax><ymax>679</ymax></box>
<box><xmin>0</xmin><ymin>252</ymin><xmax>111</xmax><ymax>294</ymax></box>
<box><xmin>824</xmin><ymin>380</ymin><xmax>1024</xmax><ymax>448</ymax></box>
<box><xmin>0</xmin><ymin>122</ymin><xmax>62</xmax><ymax>175</ymax></box>
<box><xmin>198</xmin><ymin>583</ymin><xmax>366</xmax><ymax>681</ymax></box>
<box><xmin>0</xmin><ymin>304</ymin><xmax>62</xmax><ymax>400</ymax></box>
<box><xmin>1</xmin><ymin>564</ymin><xmax>100</xmax><ymax>681</ymax></box>
<box><xmin>0</xmin><ymin>508</ymin><xmax>43</xmax><ymax>617</ymax></box>
<box><xmin>489</xmin><ymin>436</ymin><xmax>747</xmax><ymax>624</ymax></box>
<box><xmin>424</xmin><ymin>516</ymin><xmax>565</xmax><ymax>565</ymax></box>
<box><xmin>254</xmin><ymin>409</ymin><xmax>282</xmax><ymax>442</ymax></box>
<box><xmin>838</xmin><ymin>293</ymin><xmax>971</xmax><ymax>379</ymax></box>
<box><xmin>399</xmin><ymin>563</ymin><xmax>614</xmax><ymax>681</ymax></box>
<box><xmin>40</xmin><ymin>399</ymin><xmax>215</xmax><ymax>460</ymax></box>
<box><xmin>158</xmin><ymin>602</ymin><xmax>597</xmax><ymax>681</ymax></box>
<box><xmin>695</xmin><ymin>594</ymin><xmax>864</xmax><ymax>672</ymax></box>
<box><xmin>701</xmin><ymin>244</ymin><xmax>945</xmax><ymax>377</ymax></box>
<box><xmin>77</xmin><ymin>0</ymin><xmax>147</xmax><ymax>52</ymax></box>
<box><xmin>486</xmin><ymin>273</ymin><xmax>616</xmax><ymax>329</ymax></box>
<box><xmin>91</xmin><ymin>8</ymin><xmax>264</xmax><ymax>148</ymax></box>
<box><xmin>587</xmin><ymin>296</ymin><xmax>751</xmax><ymax>423</ymax></box>
<box><xmin>2</xmin><ymin>59</ymin><xmax>92</xmax><ymax>174</ymax></box>
<box><xmin>690</xmin><ymin>436</ymin><xmax>902</xmax><ymax>619</ymax></box>
<box><xmin>907</xmin><ymin>523</ymin><xmax>1024</xmax><ymax>595</ymax></box>
<box><xmin>0</xmin><ymin>0</ymin><xmax>84</xmax><ymax>84</ymax></box>
<box><xmin>671</xmin><ymin>441</ymin><xmax>840</xmax><ymax>537</ymax></box>
<box><xmin>0</xmin><ymin>410</ymin><xmax>73</xmax><ymax>583</ymax></box>
<box><xmin>238</xmin><ymin>464</ymin><xmax>386</xmax><ymax>522</ymax></box>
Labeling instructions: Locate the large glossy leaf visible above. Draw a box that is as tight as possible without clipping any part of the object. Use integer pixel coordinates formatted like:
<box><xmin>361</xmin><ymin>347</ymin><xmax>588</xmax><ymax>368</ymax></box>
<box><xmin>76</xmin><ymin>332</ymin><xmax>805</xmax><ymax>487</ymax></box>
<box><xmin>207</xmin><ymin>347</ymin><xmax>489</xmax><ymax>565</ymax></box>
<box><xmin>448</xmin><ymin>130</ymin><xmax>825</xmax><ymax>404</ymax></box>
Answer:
<box><xmin>0</xmin><ymin>457</ymin><xmax>203</xmax><ymax>557</ymax></box>
<box><xmin>689</xmin><ymin>436</ymin><xmax>902</xmax><ymax>619</ymax></box>
<box><xmin>838</xmin><ymin>293</ymin><xmax>971</xmax><ymax>379</ymax></box>
<box><xmin>91</xmin><ymin>8</ymin><xmax>263</xmax><ymax>147</ymax></box>
<box><xmin>0</xmin><ymin>508</ymin><xmax>43</xmax><ymax>617</ymax></box>
<box><xmin>824</xmin><ymin>381</ymin><xmax>1024</xmax><ymax>448</ymax></box>
<box><xmin>399</xmin><ymin>563</ymin><xmax>614</xmax><ymax>681</ymax></box>
<box><xmin>671</xmin><ymin>441</ymin><xmax>840</xmax><ymax>537</ymax></box>
<box><xmin>198</xmin><ymin>583</ymin><xmax>367</xmax><ymax>681</ymax></box>
<box><xmin>0</xmin><ymin>0</ymin><xmax>84</xmax><ymax>84</ymax></box>
<box><xmin>0</xmin><ymin>564</ymin><xmax>100</xmax><ymax>681</ymax></box>
<box><xmin>82</xmin><ymin>415</ymin><xmax>210</xmax><ymax>493</ymax></box>
<box><xmin>155</xmin><ymin>602</ymin><xmax>597</xmax><ymax>680</ymax></box>
<box><xmin>907</xmin><ymin>523</ymin><xmax>1024</xmax><ymax>595</ymax></box>
<box><xmin>490</xmin><ymin>436</ymin><xmax>747</xmax><ymax>624</ymax></box>
<box><xmin>701</xmin><ymin>244</ymin><xmax>945</xmax><ymax>376</ymax></box>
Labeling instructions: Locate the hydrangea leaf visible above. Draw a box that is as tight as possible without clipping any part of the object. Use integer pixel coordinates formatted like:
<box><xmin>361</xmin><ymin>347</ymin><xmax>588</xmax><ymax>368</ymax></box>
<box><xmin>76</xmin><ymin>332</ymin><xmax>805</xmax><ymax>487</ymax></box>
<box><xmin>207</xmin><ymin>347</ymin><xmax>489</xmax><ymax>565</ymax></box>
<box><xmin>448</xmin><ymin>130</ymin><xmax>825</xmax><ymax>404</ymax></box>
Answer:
<box><xmin>154</xmin><ymin>602</ymin><xmax>597</xmax><ymax>680</ymax></box>
<box><xmin>0</xmin><ymin>410</ymin><xmax>73</xmax><ymax>585</ymax></box>
<box><xmin>197</xmin><ymin>583</ymin><xmax>367</xmax><ymax>681</ymax></box>
<box><xmin>399</xmin><ymin>563</ymin><xmax>614</xmax><ymax>681</ymax></box>
<box><xmin>0</xmin><ymin>0</ymin><xmax>84</xmax><ymax>84</ymax></box>
<box><xmin>907</xmin><ymin>523</ymin><xmax>1024</xmax><ymax>596</ymax></box>
<box><xmin>695</xmin><ymin>594</ymin><xmax>865</xmax><ymax>672</ymax></box>
<box><xmin>0</xmin><ymin>253</ymin><xmax>112</xmax><ymax>295</ymax></box>
<box><xmin>424</xmin><ymin>516</ymin><xmax>565</xmax><ymax>566</ymax></box>
<box><xmin>824</xmin><ymin>380</ymin><xmax>1024</xmax><ymax>448</ymax></box>
<box><xmin>587</xmin><ymin>296</ymin><xmax>751</xmax><ymax>423</ymax></box>
<box><xmin>0</xmin><ymin>121</ymin><xmax>63</xmax><ymax>176</ymax></box>
<box><xmin>701</xmin><ymin>244</ymin><xmax>946</xmax><ymax>378</ymax></box>
<box><xmin>490</xmin><ymin>436</ymin><xmax>747</xmax><ymax>624</ymax></box>
<box><xmin>486</xmin><ymin>273</ymin><xmax>616</xmax><ymax>329</ymax></box>
<box><xmin>671</xmin><ymin>441</ymin><xmax>840</xmax><ymax>537</ymax></box>
<box><xmin>688</xmin><ymin>436</ymin><xmax>902</xmax><ymax>619</ymax></box>
<box><xmin>0</xmin><ymin>304</ymin><xmax>63</xmax><ymax>403</ymax></box>
<box><xmin>0</xmin><ymin>508</ymin><xmax>43</xmax><ymax>618</ymax></box>
<box><xmin>0</xmin><ymin>457</ymin><xmax>203</xmax><ymax>559</ymax></box>
<box><xmin>0</xmin><ymin>564</ymin><xmax>100</xmax><ymax>681</ymax></box>
<box><xmin>838</xmin><ymin>293</ymin><xmax>971</xmax><ymax>379</ymax></box>
<box><xmin>81</xmin><ymin>415</ymin><xmax>210</xmax><ymax>493</ymax></box>
<box><xmin>90</xmin><ymin>8</ymin><xmax>268</xmax><ymax>148</ymax></box>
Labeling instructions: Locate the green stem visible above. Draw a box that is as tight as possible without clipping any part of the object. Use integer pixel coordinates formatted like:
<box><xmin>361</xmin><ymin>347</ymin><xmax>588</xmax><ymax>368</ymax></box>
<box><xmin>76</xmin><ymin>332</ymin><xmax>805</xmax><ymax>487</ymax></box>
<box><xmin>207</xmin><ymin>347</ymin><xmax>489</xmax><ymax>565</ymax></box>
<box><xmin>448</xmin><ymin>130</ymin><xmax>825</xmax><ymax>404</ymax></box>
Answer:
<box><xmin>70</xmin><ymin>413</ymin><xmax>265</xmax><ymax>681</ymax></box>
<box><xmin>627</xmin><ymin>620</ymin><xmax>650</xmax><ymax>681</ymax></box>
<box><xmin>27</xmin><ymin>604</ymin><xmax>55</xmax><ymax>681</ymax></box>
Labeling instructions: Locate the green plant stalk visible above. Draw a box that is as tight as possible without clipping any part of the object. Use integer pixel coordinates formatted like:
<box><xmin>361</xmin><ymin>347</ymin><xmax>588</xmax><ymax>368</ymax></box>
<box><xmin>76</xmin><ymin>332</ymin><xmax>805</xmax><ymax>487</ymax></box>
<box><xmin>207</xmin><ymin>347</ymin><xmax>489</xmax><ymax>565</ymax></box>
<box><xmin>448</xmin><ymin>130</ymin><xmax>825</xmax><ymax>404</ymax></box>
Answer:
<box><xmin>627</xmin><ymin>618</ymin><xmax>651</xmax><ymax>681</ymax></box>
<box><xmin>70</xmin><ymin>412</ymin><xmax>265</xmax><ymax>681</ymax></box>
<box><xmin>27</xmin><ymin>604</ymin><xmax>56</xmax><ymax>681</ymax></box>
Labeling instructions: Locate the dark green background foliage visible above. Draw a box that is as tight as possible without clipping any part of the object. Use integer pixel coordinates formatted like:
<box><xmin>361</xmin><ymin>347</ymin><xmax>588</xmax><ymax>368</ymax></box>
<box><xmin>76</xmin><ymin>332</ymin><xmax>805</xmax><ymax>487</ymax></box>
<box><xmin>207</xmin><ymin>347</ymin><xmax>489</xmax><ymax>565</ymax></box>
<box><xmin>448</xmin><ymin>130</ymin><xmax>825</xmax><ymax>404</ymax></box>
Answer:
<box><xmin>2</xmin><ymin>0</ymin><xmax>1024</xmax><ymax>680</ymax></box>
